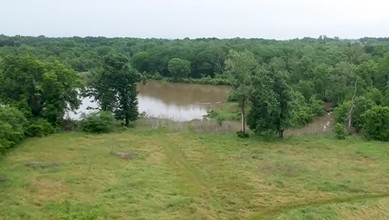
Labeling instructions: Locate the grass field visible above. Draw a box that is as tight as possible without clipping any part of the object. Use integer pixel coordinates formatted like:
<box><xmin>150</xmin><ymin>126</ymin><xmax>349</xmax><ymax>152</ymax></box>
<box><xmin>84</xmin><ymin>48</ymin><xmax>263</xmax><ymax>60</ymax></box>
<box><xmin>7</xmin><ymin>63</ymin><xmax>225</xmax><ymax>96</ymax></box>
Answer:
<box><xmin>0</xmin><ymin>126</ymin><xmax>389</xmax><ymax>219</ymax></box>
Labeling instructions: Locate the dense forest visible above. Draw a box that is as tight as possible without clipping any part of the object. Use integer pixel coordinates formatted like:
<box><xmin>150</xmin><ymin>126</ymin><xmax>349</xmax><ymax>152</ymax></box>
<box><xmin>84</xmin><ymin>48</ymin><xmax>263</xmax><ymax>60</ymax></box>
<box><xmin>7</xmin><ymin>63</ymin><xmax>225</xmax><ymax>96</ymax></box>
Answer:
<box><xmin>1</xmin><ymin>35</ymin><xmax>389</xmax><ymax>153</ymax></box>
<box><xmin>1</xmin><ymin>35</ymin><xmax>389</xmax><ymax>101</ymax></box>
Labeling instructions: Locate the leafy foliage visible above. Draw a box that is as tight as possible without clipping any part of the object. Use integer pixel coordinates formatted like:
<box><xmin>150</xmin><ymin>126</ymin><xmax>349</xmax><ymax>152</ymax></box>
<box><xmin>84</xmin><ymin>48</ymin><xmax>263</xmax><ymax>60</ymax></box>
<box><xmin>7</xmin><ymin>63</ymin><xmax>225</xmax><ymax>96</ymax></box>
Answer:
<box><xmin>333</xmin><ymin>123</ymin><xmax>347</xmax><ymax>140</ymax></box>
<box><xmin>86</xmin><ymin>54</ymin><xmax>139</xmax><ymax>126</ymax></box>
<box><xmin>334</xmin><ymin>96</ymin><xmax>375</xmax><ymax>132</ymax></box>
<box><xmin>168</xmin><ymin>58</ymin><xmax>191</xmax><ymax>82</ymax></box>
<box><xmin>0</xmin><ymin>106</ymin><xmax>27</xmax><ymax>153</ymax></box>
<box><xmin>0</xmin><ymin>55</ymin><xmax>82</xmax><ymax>125</ymax></box>
<box><xmin>362</xmin><ymin>106</ymin><xmax>389</xmax><ymax>141</ymax></box>
<box><xmin>236</xmin><ymin>131</ymin><xmax>249</xmax><ymax>138</ymax></box>
<box><xmin>2</xmin><ymin>35</ymin><xmax>389</xmax><ymax>139</ymax></box>
<box><xmin>289</xmin><ymin>92</ymin><xmax>325</xmax><ymax>127</ymax></box>
<box><xmin>248</xmin><ymin>69</ymin><xmax>293</xmax><ymax>138</ymax></box>
<box><xmin>225</xmin><ymin>50</ymin><xmax>258</xmax><ymax>134</ymax></box>
<box><xmin>79</xmin><ymin>111</ymin><xmax>118</xmax><ymax>133</ymax></box>
<box><xmin>25</xmin><ymin>119</ymin><xmax>55</xmax><ymax>137</ymax></box>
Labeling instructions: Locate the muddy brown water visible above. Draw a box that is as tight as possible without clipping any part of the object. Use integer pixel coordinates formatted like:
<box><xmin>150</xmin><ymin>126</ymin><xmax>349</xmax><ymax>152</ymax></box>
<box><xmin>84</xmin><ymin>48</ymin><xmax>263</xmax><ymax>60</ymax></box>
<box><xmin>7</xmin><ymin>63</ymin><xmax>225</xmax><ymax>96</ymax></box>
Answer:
<box><xmin>68</xmin><ymin>80</ymin><xmax>230</xmax><ymax>121</ymax></box>
<box><xmin>68</xmin><ymin>81</ymin><xmax>332</xmax><ymax>135</ymax></box>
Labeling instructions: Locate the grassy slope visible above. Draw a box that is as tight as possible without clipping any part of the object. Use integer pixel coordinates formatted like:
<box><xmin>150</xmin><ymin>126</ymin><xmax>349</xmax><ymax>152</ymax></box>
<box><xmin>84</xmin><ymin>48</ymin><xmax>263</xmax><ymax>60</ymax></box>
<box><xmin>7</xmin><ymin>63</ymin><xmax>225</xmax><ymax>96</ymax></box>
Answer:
<box><xmin>0</xmin><ymin>128</ymin><xmax>389</xmax><ymax>220</ymax></box>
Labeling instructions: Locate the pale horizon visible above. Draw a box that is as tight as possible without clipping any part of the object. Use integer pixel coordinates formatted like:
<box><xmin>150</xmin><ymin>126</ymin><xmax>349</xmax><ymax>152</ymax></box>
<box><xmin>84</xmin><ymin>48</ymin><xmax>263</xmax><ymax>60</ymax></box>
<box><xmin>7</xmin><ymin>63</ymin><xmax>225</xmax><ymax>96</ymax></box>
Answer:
<box><xmin>1</xmin><ymin>0</ymin><xmax>388</xmax><ymax>40</ymax></box>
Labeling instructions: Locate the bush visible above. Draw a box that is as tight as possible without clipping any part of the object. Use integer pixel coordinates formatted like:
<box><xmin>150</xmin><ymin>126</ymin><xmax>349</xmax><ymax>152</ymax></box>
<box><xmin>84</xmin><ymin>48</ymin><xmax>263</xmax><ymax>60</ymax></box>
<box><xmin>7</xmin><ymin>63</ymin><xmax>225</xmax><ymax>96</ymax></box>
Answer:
<box><xmin>333</xmin><ymin>123</ymin><xmax>347</xmax><ymax>140</ymax></box>
<box><xmin>25</xmin><ymin>119</ymin><xmax>55</xmax><ymax>137</ymax></box>
<box><xmin>0</xmin><ymin>122</ymin><xmax>17</xmax><ymax>153</ymax></box>
<box><xmin>236</xmin><ymin>131</ymin><xmax>249</xmax><ymax>138</ymax></box>
<box><xmin>362</xmin><ymin>106</ymin><xmax>389</xmax><ymax>141</ymax></box>
<box><xmin>334</xmin><ymin>97</ymin><xmax>375</xmax><ymax>133</ymax></box>
<box><xmin>0</xmin><ymin>106</ymin><xmax>27</xmax><ymax>153</ymax></box>
<box><xmin>60</xmin><ymin>119</ymin><xmax>79</xmax><ymax>131</ymax></box>
<box><xmin>79</xmin><ymin>111</ymin><xmax>117</xmax><ymax>133</ymax></box>
<box><xmin>290</xmin><ymin>92</ymin><xmax>324</xmax><ymax>128</ymax></box>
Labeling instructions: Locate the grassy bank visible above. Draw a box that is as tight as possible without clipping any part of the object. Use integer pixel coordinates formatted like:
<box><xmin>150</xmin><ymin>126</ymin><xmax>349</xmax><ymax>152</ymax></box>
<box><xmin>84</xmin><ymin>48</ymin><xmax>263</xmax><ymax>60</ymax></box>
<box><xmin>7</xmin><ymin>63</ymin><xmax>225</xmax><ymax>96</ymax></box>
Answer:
<box><xmin>0</xmin><ymin>126</ymin><xmax>388</xmax><ymax>219</ymax></box>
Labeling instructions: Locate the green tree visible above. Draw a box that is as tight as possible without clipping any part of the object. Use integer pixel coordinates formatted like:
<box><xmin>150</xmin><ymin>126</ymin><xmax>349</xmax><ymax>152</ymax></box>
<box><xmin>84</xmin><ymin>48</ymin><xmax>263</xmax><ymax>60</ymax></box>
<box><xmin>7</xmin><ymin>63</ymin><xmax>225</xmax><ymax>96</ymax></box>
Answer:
<box><xmin>168</xmin><ymin>58</ymin><xmax>191</xmax><ymax>82</ymax></box>
<box><xmin>375</xmin><ymin>52</ymin><xmax>389</xmax><ymax>91</ymax></box>
<box><xmin>289</xmin><ymin>92</ymin><xmax>324</xmax><ymax>127</ymax></box>
<box><xmin>333</xmin><ymin>123</ymin><xmax>347</xmax><ymax>140</ymax></box>
<box><xmin>0</xmin><ymin>55</ymin><xmax>82</xmax><ymax>125</ymax></box>
<box><xmin>87</xmin><ymin>54</ymin><xmax>139</xmax><ymax>126</ymax></box>
<box><xmin>362</xmin><ymin>106</ymin><xmax>389</xmax><ymax>141</ymax></box>
<box><xmin>327</xmin><ymin>61</ymin><xmax>356</xmax><ymax>105</ymax></box>
<box><xmin>131</xmin><ymin>51</ymin><xmax>150</xmax><ymax>73</ymax></box>
<box><xmin>366</xmin><ymin>88</ymin><xmax>383</xmax><ymax>105</ymax></box>
<box><xmin>248</xmin><ymin>70</ymin><xmax>293</xmax><ymax>138</ymax></box>
<box><xmin>295</xmin><ymin>80</ymin><xmax>315</xmax><ymax>101</ymax></box>
<box><xmin>225</xmin><ymin>50</ymin><xmax>257</xmax><ymax>134</ymax></box>
<box><xmin>0</xmin><ymin>106</ymin><xmax>27</xmax><ymax>153</ymax></box>
<box><xmin>334</xmin><ymin>96</ymin><xmax>375</xmax><ymax>133</ymax></box>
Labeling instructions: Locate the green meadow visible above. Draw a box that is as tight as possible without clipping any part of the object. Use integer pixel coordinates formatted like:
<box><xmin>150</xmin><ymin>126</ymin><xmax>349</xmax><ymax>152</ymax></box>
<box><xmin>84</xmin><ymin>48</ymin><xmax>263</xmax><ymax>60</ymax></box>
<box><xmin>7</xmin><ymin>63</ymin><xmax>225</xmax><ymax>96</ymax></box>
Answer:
<box><xmin>1</xmin><ymin>125</ymin><xmax>388</xmax><ymax>220</ymax></box>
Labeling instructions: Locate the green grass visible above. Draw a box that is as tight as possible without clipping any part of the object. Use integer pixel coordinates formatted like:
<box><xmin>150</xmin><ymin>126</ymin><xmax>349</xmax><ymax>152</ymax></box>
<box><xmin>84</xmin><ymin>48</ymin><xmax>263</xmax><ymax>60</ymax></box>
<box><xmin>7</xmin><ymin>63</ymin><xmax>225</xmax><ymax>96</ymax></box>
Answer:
<box><xmin>0</xmin><ymin>127</ymin><xmax>389</xmax><ymax>219</ymax></box>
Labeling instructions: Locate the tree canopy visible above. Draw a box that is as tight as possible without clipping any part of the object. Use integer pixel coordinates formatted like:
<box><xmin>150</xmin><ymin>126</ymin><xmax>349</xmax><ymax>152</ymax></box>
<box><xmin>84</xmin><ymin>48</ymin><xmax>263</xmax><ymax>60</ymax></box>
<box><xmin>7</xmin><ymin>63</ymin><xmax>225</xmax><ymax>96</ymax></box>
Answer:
<box><xmin>168</xmin><ymin>58</ymin><xmax>191</xmax><ymax>82</ymax></box>
<box><xmin>1</xmin><ymin>35</ymin><xmax>389</xmax><ymax>140</ymax></box>
<box><xmin>86</xmin><ymin>54</ymin><xmax>140</xmax><ymax>126</ymax></box>
<box><xmin>0</xmin><ymin>55</ymin><xmax>82</xmax><ymax>125</ymax></box>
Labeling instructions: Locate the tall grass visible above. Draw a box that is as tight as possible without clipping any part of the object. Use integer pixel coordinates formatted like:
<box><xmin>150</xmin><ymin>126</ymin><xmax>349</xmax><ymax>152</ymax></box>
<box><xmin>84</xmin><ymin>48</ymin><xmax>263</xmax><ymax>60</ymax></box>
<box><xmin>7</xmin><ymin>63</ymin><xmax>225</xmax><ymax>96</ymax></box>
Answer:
<box><xmin>137</xmin><ymin>118</ymin><xmax>243</xmax><ymax>133</ymax></box>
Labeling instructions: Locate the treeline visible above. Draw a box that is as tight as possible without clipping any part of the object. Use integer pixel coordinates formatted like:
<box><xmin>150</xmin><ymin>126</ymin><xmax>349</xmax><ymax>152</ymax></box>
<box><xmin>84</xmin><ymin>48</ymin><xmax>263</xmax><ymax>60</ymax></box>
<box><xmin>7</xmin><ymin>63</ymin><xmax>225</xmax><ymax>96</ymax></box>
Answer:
<box><xmin>0</xmin><ymin>36</ymin><xmax>388</xmax><ymax>78</ymax></box>
<box><xmin>1</xmin><ymin>35</ymin><xmax>389</xmax><ymax>143</ymax></box>
<box><xmin>224</xmin><ymin>49</ymin><xmax>389</xmax><ymax>140</ymax></box>
<box><xmin>1</xmin><ymin>35</ymin><xmax>389</xmax><ymax>100</ymax></box>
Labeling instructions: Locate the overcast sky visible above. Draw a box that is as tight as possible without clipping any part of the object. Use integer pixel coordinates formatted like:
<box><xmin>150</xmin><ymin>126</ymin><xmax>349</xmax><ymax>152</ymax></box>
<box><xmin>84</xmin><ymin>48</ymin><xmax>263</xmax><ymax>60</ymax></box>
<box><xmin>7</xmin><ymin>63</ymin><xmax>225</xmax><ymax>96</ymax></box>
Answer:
<box><xmin>0</xmin><ymin>0</ymin><xmax>388</xmax><ymax>39</ymax></box>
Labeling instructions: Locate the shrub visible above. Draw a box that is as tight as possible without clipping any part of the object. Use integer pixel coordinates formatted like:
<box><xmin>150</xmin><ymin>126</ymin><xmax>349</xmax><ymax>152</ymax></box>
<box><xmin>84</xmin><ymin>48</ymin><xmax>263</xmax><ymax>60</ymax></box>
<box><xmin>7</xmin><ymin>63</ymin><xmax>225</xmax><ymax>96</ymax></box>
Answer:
<box><xmin>362</xmin><ymin>106</ymin><xmax>389</xmax><ymax>141</ymax></box>
<box><xmin>236</xmin><ymin>131</ymin><xmax>249</xmax><ymax>138</ymax></box>
<box><xmin>0</xmin><ymin>106</ymin><xmax>27</xmax><ymax>153</ymax></box>
<box><xmin>0</xmin><ymin>122</ymin><xmax>16</xmax><ymax>153</ymax></box>
<box><xmin>25</xmin><ymin>119</ymin><xmax>55</xmax><ymax>137</ymax></box>
<box><xmin>309</xmin><ymin>96</ymin><xmax>325</xmax><ymax>116</ymax></box>
<box><xmin>333</xmin><ymin>123</ymin><xmax>347</xmax><ymax>140</ymax></box>
<box><xmin>334</xmin><ymin>97</ymin><xmax>375</xmax><ymax>133</ymax></box>
<box><xmin>79</xmin><ymin>111</ymin><xmax>117</xmax><ymax>133</ymax></box>
<box><xmin>290</xmin><ymin>92</ymin><xmax>324</xmax><ymax>128</ymax></box>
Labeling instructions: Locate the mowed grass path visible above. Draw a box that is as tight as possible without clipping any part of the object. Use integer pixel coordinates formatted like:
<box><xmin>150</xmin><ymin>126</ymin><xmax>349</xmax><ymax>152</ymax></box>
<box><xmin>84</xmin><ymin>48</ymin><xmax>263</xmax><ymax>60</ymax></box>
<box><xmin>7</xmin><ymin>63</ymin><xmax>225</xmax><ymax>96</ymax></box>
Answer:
<box><xmin>0</xmin><ymin>128</ymin><xmax>389</xmax><ymax>219</ymax></box>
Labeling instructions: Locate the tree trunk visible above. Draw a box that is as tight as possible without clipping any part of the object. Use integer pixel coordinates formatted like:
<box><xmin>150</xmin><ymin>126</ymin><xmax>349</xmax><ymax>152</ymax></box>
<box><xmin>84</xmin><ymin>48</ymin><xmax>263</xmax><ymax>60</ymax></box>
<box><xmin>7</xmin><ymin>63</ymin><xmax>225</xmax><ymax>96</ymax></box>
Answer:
<box><xmin>278</xmin><ymin>129</ymin><xmax>284</xmax><ymax>139</ymax></box>
<box><xmin>125</xmin><ymin>116</ymin><xmax>129</xmax><ymax>127</ymax></box>
<box><xmin>240</xmin><ymin>99</ymin><xmax>246</xmax><ymax>133</ymax></box>
<box><xmin>347</xmin><ymin>78</ymin><xmax>358</xmax><ymax>134</ymax></box>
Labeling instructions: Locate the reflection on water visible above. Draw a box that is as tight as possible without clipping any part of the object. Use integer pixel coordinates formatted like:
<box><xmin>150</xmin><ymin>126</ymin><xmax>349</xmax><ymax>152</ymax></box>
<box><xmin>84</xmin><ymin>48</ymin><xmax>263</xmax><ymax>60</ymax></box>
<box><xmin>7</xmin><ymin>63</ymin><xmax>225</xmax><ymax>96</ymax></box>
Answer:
<box><xmin>68</xmin><ymin>80</ymin><xmax>334</xmax><ymax>136</ymax></box>
<box><xmin>68</xmin><ymin>81</ymin><xmax>230</xmax><ymax>121</ymax></box>
<box><xmin>138</xmin><ymin>95</ymin><xmax>208</xmax><ymax>121</ymax></box>
<box><xmin>137</xmin><ymin>81</ymin><xmax>230</xmax><ymax>106</ymax></box>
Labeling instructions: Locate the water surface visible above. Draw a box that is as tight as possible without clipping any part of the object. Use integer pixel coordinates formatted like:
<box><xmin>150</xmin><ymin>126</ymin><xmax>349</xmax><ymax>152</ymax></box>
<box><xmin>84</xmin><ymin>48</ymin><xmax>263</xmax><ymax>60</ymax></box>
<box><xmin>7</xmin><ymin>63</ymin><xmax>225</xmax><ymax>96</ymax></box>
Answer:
<box><xmin>68</xmin><ymin>81</ymin><xmax>230</xmax><ymax>121</ymax></box>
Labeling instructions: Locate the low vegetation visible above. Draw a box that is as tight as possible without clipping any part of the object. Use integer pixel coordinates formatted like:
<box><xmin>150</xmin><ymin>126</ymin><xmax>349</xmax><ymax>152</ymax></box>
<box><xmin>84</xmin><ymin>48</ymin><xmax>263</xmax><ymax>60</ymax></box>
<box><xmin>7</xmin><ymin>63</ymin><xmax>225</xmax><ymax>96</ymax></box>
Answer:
<box><xmin>1</xmin><ymin>35</ymin><xmax>389</xmax><ymax>219</ymax></box>
<box><xmin>0</xmin><ymin>127</ymin><xmax>388</xmax><ymax>219</ymax></box>
<box><xmin>79</xmin><ymin>111</ymin><xmax>118</xmax><ymax>133</ymax></box>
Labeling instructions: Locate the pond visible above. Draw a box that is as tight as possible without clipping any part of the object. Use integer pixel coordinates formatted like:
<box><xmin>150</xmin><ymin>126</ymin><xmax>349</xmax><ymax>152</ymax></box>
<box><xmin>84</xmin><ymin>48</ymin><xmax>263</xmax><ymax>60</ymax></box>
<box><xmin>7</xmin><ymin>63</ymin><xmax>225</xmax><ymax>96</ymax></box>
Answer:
<box><xmin>67</xmin><ymin>81</ymin><xmax>332</xmax><ymax>136</ymax></box>
<box><xmin>67</xmin><ymin>81</ymin><xmax>231</xmax><ymax>121</ymax></box>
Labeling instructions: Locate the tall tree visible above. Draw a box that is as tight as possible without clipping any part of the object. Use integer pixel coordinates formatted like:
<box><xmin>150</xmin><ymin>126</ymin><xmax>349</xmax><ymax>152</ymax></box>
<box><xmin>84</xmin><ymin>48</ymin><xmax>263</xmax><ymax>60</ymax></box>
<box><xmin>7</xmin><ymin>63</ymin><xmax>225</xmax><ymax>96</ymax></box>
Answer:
<box><xmin>87</xmin><ymin>54</ymin><xmax>139</xmax><ymax>126</ymax></box>
<box><xmin>362</xmin><ymin>106</ymin><xmax>389</xmax><ymax>141</ymax></box>
<box><xmin>225</xmin><ymin>50</ymin><xmax>258</xmax><ymax>134</ymax></box>
<box><xmin>131</xmin><ymin>51</ymin><xmax>150</xmax><ymax>73</ymax></box>
<box><xmin>168</xmin><ymin>58</ymin><xmax>191</xmax><ymax>82</ymax></box>
<box><xmin>248</xmin><ymin>70</ymin><xmax>293</xmax><ymax>138</ymax></box>
<box><xmin>0</xmin><ymin>55</ymin><xmax>82</xmax><ymax>124</ymax></box>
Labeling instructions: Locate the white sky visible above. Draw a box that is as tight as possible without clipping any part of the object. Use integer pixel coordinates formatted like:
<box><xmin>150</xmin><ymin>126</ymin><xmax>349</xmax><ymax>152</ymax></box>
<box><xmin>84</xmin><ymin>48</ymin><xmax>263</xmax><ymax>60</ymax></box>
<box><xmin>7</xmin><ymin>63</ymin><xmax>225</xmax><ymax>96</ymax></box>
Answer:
<box><xmin>0</xmin><ymin>0</ymin><xmax>388</xmax><ymax>39</ymax></box>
